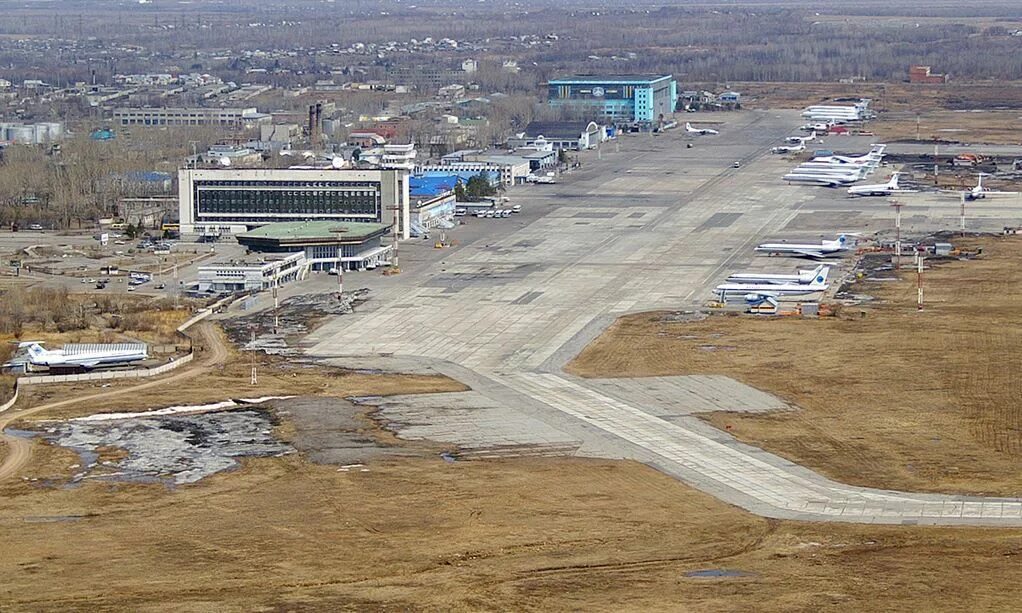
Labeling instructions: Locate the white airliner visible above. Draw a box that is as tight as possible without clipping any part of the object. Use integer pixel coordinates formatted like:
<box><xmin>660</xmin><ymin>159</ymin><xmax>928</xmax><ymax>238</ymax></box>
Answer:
<box><xmin>792</xmin><ymin>164</ymin><xmax>869</xmax><ymax>177</ymax></box>
<box><xmin>713</xmin><ymin>280</ymin><xmax>828</xmax><ymax>302</ymax></box>
<box><xmin>755</xmin><ymin>235</ymin><xmax>851</xmax><ymax>258</ymax></box>
<box><xmin>782</xmin><ymin>171</ymin><xmax>861</xmax><ymax>187</ymax></box>
<box><xmin>686</xmin><ymin>122</ymin><xmax>719</xmax><ymax>135</ymax></box>
<box><xmin>727</xmin><ymin>264</ymin><xmax>830</xmax><ymax>286</ymax></box>
<box><xmin>944</xmin><ymin>173</ymin><xmax>1019</xmax><ymax>201</ymax></box>
<box><xmin>772</xmin><ymin>142</ymin><xmax>805</xmax><ymax>154</ymax></box>
<box><xmin>784</xmin><ymin>131</ymin><xmax>817</xmax><ymax>145</ymax></box>
<box><xmin>812</xmin><ymin>144</ymin><xmax>886</xmax><ymax>166</ymax></box>
<box><xmin>14</xmin><ymin>342</ymin><xmax>148</xmax><ymax>370</ymax></box>
<box><xmin>847</xmin><ymin>172</ymin><xmax>917</xmax><ymax>197</ymax></box>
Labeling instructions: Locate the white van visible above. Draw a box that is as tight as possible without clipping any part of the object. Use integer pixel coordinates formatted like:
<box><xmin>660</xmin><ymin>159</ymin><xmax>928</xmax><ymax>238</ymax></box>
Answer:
<box><xmin>512</xmin><ymin>204</ymin><xmax>522</xmax><ymax>213</ymax></box>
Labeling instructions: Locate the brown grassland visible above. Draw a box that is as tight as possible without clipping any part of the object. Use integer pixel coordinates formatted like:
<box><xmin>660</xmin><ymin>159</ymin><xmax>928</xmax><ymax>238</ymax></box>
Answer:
<box><xmin>4</xmin><ymin>241</ymin><xmax>1022</xmax><ymax>609</ymax></box>
<box><xmin>569</xmin><ymin>236</ymin><xmax>1022</xmax><ymax>497</ymax></box>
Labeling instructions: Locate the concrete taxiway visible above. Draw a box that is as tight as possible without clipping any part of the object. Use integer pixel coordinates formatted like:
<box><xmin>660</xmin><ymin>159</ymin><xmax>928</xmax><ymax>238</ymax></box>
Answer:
<box><xmin>305</xmin><ymin>111</ymin><xmax>1022</xmax><ymax>525</ymax></box>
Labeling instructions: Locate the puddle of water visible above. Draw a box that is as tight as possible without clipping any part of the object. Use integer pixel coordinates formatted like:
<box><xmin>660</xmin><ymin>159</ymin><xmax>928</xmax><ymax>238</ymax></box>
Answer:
<box><xmin>22</xmin><ymin>515</ymin><xmax>84</xmax><ymax>523</ymax></box>
<box><xmin>684</xmin><ymin>569</ymin><xmax>755</xmax><ymax>579</ymax></box>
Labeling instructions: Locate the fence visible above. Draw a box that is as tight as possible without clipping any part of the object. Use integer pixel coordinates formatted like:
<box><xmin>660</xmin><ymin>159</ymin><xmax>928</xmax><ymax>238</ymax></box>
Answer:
<box><xmin>17</xmin><ymin>352</ymin><xmax>194</xmax><ymax>387</ymax></box>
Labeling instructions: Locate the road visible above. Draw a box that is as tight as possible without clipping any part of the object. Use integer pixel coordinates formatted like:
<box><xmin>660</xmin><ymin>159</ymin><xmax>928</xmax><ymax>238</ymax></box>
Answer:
<box><xmin>0</xmin><ymin>322</ymin><xmax>228</xmax><ymax>482</ymax></box>
<box><xmin>304</xmin><ymin>110</ymin><xmax>1022</xmax><ymax>526</ymax></box>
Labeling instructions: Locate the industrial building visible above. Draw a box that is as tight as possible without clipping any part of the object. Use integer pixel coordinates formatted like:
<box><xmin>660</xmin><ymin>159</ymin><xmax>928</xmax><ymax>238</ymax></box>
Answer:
<box><xmin>909</xmin><ymin>65</ymin><xmax>949</xmax><ymax>84</ymax></box>
<box><xmin>236</xmin><ymin>221</ymin><xmax>392</xmax><ymax>272</ymax></box>
<box><xmin>196</xmin><ymin>252</ymin><xmax>306</xmax><ymax>294</ymax></box>
<box><xmin>0</xmin><ymin>121</ymin><xmax>64</xmax><ymax>144</ymax></box>
<box><xmin>546</xmin><ymin>75</ymin><xmax>678</xmax><ymax>125</ymax></box>
<box><xmin>507</xmin><ymin>121</ymin><xmax>606</xmax><ymax>151</ymax></box>
<box><xmin>178</xmin><ymin>167</ymin><xmax>411</xmax><ymax>239</ymax></box>
<box><xmin>113</xmin><ymin>107</ymin><xmax>271</xmax><ymax>128</ymax></box>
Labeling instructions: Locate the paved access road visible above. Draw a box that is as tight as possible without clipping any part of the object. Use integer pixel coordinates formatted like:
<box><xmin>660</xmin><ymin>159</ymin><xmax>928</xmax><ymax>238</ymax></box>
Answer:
<box><xmin>305</xmin><ymin>111</ymin><xmax>1022</xmax><ymax>526</ymax></box>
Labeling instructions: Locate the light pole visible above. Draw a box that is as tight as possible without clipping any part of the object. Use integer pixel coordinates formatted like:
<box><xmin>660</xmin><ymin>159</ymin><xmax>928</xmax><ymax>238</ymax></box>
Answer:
<box><xmin>890</xmin><ymin>200</ymin><xmax>904</xmax><ymax>270</ymax></box>
<box><xmin>331</xmin><ymin>227</ymin><xmax>349</xmax><ymax>297</ymax></box>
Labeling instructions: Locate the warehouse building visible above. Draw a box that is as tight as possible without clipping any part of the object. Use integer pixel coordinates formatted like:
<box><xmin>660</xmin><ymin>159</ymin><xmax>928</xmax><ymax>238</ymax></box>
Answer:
<box><xmin>546</xmin><ymin>75</ymin><xmax>678</xmax><ymax>125</ymax></box>
<box><xmin>507</xmin><ymin>121</ymin><xmax>606</xmax><ymax>151</ymax></box>
<box><xmin>178</xmin><ymin>167</ymin><xmax>411</xmax><ymax>240</ymax></box>
<box><xmin>236</xmin><ymin>221</ymin><xmax>392</xmax><ymax>272</ymax></box>
<box><xmin>113</xmin><ymin>107</ymin><xmax>271</xmax><ymax>128</ymax></box>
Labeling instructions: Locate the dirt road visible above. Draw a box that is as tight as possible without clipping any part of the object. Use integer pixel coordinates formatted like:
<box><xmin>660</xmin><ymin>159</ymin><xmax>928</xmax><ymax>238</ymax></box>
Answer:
<box><xmin>0</xmin><ymin>322</ymin><xmax>227</xmax><ymax>482</ymax></box>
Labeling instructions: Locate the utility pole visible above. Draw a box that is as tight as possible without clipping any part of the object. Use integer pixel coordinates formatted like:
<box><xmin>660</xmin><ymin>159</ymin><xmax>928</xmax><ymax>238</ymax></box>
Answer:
<box><xmin>337</xmin><ymin>244</ymin><xmax>344</xmax><ymax>297</ymax></box>
<box><xmin>331</xmin><ymin>227</ymin><xmax>349</xmax><ymax>294</ymax></box>
<box><xmin>272</xmin><ymin>281</ymin><xmax>279</xmax><ymax>334</ymax></box>
<box><xmin>917</xmin><ymin>252</ymin><xmax>925</xmax><ymax>311</ymax></box>
<box><xmin>934</xmin><ymin>144</ymin><xmax>940</xmax><ymax>183</ymax></box>
<box><xmin>960</xmin><ymin>191</ymin><xmax>967</xmax><ymax>237</ymax></box>
<box><xmin>250</xmin><ymin>331</ymin><xmax>257</xmax><ymax>385</ymax></box>
<box><xmin>387</xmin><ymin>204</ymin><xmax>402</xmax><ymax>272</ymax></box>
<box><xmin>890</xmin><ymin>200</ymin><xmax>904</xmax><ymax>270</ymax></box>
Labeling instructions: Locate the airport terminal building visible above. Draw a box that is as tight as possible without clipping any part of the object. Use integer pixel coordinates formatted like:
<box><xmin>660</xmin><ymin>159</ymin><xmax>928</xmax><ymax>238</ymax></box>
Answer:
<box><xmin>178</xmin><ymin>168</ymin><xmax>411</xmax><ymax>240</ymax></box>
<box><xmin>546</xmin><ymin>75</ymin><xmax>678</xmax><ymax>125</ymax></box>
<box><xmin>236</xmin><ymin>221</ymin><xmax>393</xmax><ymax>272</ymax></box>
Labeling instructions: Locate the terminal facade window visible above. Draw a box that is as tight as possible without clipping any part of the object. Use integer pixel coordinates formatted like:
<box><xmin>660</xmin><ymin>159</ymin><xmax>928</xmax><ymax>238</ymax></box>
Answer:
<box><xmin>191</xmin><ymin>180</ymin><xmax>383</xmax><ymax>223</ymax></box>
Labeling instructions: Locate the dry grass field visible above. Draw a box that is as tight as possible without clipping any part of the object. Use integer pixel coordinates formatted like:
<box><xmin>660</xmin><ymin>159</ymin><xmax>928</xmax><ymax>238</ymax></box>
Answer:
<box><xmin>3</xmin><ymin>441</ymin><xmax>1022</xmax><ymax>611</ymax></box>
<box><xmin>570</xmin><ymin>236</ymin><xmax>1022</xmax><ymax>497</ymax></box>
<box><xmin>7</xmin><ymin>234</ymin><xmax>1022</xmax><ymax>610</ymax></box>
<box><xmin>740</xmin><ymin>81</ymin><xmax>1022</xmax><ymax>114</ymax></box>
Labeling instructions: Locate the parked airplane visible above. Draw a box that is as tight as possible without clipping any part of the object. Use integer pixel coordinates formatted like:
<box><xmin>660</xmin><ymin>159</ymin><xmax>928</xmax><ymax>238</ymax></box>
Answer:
<box><xmin>754</xmin><ymin>235</ymin><xmax>851</xmax><ymax>258</ymax></box>
<box><xmin>13</xmin><ymin>342</ymin><xmax>148</xmax><ymax>370</ymax></box>
<box><xmin>713</xmin><ymin>280</ymin><xmax>828</xmax><ymax>302</ymax></box>
<box><xmin>785</xmin><ymin>131</ymin><xmax>817</xmax><ymax>145</ymax></box>
<box><xmin>686</xmin><ymin>122</ymin><xmax>719</xmax><ymax>135</ymax></box>
<box><xmin>772</xmin><ymin>142</ymin><xmax>805</xmax><ymax>154</ymax></box>
<box><xmin>942</xmin><ymin>173</ymin><xmax>1018</xmax><ymax>201</ymax></box>
<box><xmin>782</xmin><ymin>172</ymin><xmax>861</xmax><ymax>187</ymax></box>
<box><xmin>727</xmin><ymin>264</ymin><xmax>830</xmax><ymax>286</ymax></box>
<box><xmin>847</xmin><ymin>172</ymin><xmax>917</xmax><ymax>197</ymax></box>
<box><xmin>792</xmin><ymin>164</ymin><xmax>869</xmax><ymax>176</ymax></box>
<box><xmin>812</xmin><ymin>144</ymin><xmax>886</xmax><ymax>166</ymax></box>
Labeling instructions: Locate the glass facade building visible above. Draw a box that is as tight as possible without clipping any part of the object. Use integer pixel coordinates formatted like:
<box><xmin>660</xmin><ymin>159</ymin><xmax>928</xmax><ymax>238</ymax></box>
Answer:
<box><xmin>178</xmin><ymin>168</ymin><xmax>410</xmax><ymax>239</ymax></box>
<box><xmin>546</xmin><ymin>75</ymin><xmax>678</xmax><ymax>124</ymax></box>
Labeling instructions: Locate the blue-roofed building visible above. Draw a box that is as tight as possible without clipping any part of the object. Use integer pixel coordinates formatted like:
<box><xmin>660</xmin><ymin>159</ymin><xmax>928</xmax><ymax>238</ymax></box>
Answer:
<box><xmin>546</xmin><ymin>74</ymin><xmax>678</xmax><ymax>125</ymax></box>
<box><xmin>90</xmin><ymin>128</ymin><xmax>115</xmax><ymax>141</ymax></box>
<box><xmin>416</xmin><ymin>168</ymin><xmax>501</xmax><ymax>188</ymax></box>
<box><xmin>409</xmin><ymin>174</ymin><xmax>459</xmax><ymax>231</ymax></box>
<box><xmin>409</xmin><ymin>174</ymin><xmax>462</xmax><ymax>198</ymax></box>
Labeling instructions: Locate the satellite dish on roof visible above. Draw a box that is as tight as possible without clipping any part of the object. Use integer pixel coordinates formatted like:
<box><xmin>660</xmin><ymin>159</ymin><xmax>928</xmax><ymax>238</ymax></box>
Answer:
<box><xmin>331</xmin><ymin>156</ymin><xmax>345</xmax><ymax>169</ymax></box>
<box><xmin>218</xmin><ymin>156</ymin><xmax>232</xmax><ymax>167</ymax></box>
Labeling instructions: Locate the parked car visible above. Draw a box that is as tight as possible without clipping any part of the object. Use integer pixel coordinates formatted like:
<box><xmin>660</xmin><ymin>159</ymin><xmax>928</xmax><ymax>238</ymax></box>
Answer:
<box><xmin>512</xmin><ymin>205</ymin><xmax>522</xmax><ymax>213</ymax></box>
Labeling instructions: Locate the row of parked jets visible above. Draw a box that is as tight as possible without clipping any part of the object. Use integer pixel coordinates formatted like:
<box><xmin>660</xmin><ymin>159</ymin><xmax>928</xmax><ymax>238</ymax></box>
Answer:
<box><xmin>713</xmin><ymin>235</ymin><xmax>851</xmax><ymax>305</ymax></box>
<box><xmin>781</xmin><ymin>144</ymin><xmax>888</xmax><ymax>188</ymax></box>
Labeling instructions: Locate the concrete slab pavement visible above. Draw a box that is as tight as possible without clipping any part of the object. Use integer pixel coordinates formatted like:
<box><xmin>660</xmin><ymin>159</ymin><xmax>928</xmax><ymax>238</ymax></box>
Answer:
<box><xmin>303</xmin><ymin>110</ymin><xmax>1022</xmax><ymax>526</ymax></box>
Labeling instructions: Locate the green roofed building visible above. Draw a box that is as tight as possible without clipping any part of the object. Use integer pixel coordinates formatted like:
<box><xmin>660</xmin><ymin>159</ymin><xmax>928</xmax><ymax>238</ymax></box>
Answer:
<box><xmin>236</xmin><ymin>220</ymin><xmax>392</xmax><ymax>272</ymax></box>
